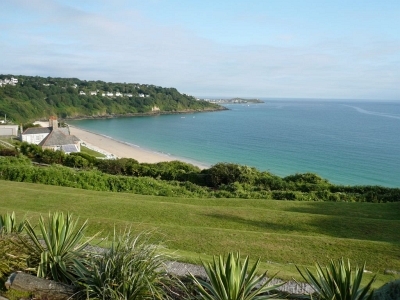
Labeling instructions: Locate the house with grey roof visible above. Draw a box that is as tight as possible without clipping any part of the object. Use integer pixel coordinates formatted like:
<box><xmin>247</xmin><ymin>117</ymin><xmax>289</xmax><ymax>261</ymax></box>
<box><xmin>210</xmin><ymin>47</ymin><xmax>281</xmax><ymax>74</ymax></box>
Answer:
<box><xmin>39</xmin><ymin>130</ymin><xmax>81</xmax><ymax>153</ymax></box>
<box><xmin>21</xmin><ymin>117</ymin><xmax>81</xmax><ymax>153</ymax></box>
<box><xmin>21</xmin><ymin>127</ymin><xmax>52</xmax><ymax>144</ymax></box>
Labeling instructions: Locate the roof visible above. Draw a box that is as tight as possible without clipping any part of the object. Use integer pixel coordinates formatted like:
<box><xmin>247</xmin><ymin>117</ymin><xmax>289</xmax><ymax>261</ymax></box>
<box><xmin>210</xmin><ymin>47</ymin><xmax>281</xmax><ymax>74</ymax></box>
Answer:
<box><xmin>39</xmin><ymin>129</ymin><xmax>80</xmax><ymax>147</ymax></box>
<box><xmin>22</xmin><ymin>127</ymin><xmax>52</xmax><ymax>135</ymax></box>
<box><xmin>61</xmin><ymin>144</ymin><xmax>79</xmax><ymax>153</ymax></box>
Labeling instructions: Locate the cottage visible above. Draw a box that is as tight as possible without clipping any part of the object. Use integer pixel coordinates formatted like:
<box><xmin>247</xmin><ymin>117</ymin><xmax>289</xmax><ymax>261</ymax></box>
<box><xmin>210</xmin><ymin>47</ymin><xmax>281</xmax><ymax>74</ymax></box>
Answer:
<box><xmin>21</xmin><ymin>117</ymin><xmax>81</xmax><ymax>153</ymax></box>
<box><xmin>21</xmin><ymin>127</ymin><xmax>52</xmax><ymax>144</ymax></box>
<box><xmin>39</xmin><ymin>130</ymin><xmax>80</xmax><ymax>153</ymax></box>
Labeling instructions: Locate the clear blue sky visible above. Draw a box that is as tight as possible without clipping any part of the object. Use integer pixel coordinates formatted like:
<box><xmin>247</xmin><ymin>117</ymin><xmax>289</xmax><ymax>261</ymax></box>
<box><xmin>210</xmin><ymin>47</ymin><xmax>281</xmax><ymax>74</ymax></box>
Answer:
<box><xmin>1</xmin><ymin>0</ymin><xmax>399</xmax><ymax>99</ymax></box>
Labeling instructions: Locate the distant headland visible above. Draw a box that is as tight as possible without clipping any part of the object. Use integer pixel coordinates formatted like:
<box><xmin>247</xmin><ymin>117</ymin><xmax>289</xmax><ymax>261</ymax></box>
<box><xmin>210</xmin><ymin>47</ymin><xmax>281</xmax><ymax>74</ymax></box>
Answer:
<box><xmin>201</xmin><ymin>97</ymin><xmax>264</xmax><ymax>104</ymax></box>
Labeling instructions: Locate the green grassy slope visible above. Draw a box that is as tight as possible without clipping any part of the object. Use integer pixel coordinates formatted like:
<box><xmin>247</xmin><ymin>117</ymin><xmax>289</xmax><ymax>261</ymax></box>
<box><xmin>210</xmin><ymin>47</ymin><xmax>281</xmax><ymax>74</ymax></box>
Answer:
<box><xmin>1</xmin><ymin>180</ymin><xmax>399</xmax><ymax>285</ymax></box>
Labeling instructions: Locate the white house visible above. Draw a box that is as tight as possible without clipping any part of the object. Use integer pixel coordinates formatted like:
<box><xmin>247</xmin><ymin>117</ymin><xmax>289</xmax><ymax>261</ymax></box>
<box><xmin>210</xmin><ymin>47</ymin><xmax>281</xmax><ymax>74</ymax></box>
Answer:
<box><xmin>79</xmin><ymin>91</ymin><xmax>86</xmax><ymax>95</ymax></box>
<box><xmin>115</xmin><ymin>92</ymin><xmax>122</xmax><ymax>97</ymax></box>
<box><xmin>39</xmin><ymin>130</ymin><xmax>80</xmax><ymax>153</ymax></box>
<box><xmin>21</xmin><ymin>117</ymin><xmax>81</xmax><ymax>153</ymax></box>
<box><xmin>90</xmin><ymin>91</ymin><xmax>97</xmax><ymax>95</ymax></box>
<box><xmin>21</xmin><ymin>127</ymin><xmax>52</xmax><ymax>144</ymax></box>
<box><xmin>139</xmin><ymin>93</ymin><xmax>145</xmax><ymax>98</ymax></box>
<box><xmin>106</xmin><ymin>92</ymin><xmax>114</xmax><ymax>97</ymax></box>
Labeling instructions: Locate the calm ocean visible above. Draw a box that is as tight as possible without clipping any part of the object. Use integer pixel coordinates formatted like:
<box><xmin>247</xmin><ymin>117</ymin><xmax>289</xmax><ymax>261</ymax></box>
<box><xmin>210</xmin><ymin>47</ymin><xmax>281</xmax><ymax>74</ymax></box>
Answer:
<box><xmin>68</xmin><ymin>99</ymin><xmax>400</xmax><ymax>187</ymax></box>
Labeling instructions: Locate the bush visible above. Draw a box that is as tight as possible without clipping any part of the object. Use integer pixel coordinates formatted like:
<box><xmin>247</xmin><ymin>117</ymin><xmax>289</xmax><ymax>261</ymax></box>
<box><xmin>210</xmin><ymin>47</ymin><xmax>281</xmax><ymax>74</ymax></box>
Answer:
<box><xmin>190</xmin><ymin>252</ymin><xmax>285</xmax><ymax>300</ymax></box>
<box><xmin>75</xmin><ymin>229</ymin><xmax>177</xmax><ymax>300</ymax></box>
<box><xmin>0</xmin><ymin>212</ymin><xmax>25</xmax><ymax>234</ymax></box>
<box><xmin>23</xmin><ymin>212</ymin><xmax>97</xmax><ymax>284</ymax></box>
<box><xmin>296</xmin><ymin>258</ymin><xmax>375</xmax><ymax>300</ymax></box>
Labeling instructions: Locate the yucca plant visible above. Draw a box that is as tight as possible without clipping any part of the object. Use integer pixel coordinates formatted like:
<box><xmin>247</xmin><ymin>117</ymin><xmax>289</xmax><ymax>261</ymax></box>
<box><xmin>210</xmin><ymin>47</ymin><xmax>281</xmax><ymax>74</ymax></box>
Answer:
<box><xmin>296</xmin><ymin>258</ymin><xmax>375</xmax><ymax>300</ymax></box>
<box><xmin>0</xmin><ymin>212</ymin><xmax>25</xmax><ymax>234</ymax></box>
<box><xmin>23</xmin><ymin>212</ymin><xmax>97</xmax><ymax>284</ymax></box>
<box><xmin>189</xmin><ymin>252</ymin><xmax>285</xmax><ymax>300</ymax></box>
<box><xmin>75</xmin><ymin>228</ymin><xmax>176</xmax><ymax>300</ymax></box>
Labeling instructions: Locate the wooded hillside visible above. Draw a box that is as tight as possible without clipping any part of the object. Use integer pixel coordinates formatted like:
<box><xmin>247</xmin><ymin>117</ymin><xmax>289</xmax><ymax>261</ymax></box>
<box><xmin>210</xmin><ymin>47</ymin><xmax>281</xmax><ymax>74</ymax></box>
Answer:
<box><xmin>0</xmin><ymin>75</ymin><xmax>223</xmax><ymax>122</ymax></box>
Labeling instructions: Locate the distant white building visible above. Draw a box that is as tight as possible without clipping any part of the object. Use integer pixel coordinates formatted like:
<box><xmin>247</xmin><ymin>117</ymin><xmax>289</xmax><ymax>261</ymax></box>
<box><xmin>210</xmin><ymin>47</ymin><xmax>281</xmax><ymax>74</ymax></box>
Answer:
<box><xmin>0</xmin><ymin>125</ymin><xmax>19</xmax><ymax>136</ymax></box>
<box><xmin>106</xmin><ymin>92</ymin><xmax>114</xmax><ymax>97</ymax></box>
<box><xmin>79</xmin><ymin>91</ymin><xmax>86</xmax><ymax>95</ymax></box>
<box><xmin>90</xmin><ymin>91</ymin><xmax>97</xmax><ymax>95</ymax></box>
<box><xmin>115</xmin><ymin>92</ymin><xmax>122</xmax><ymax>97</ymax></box>
<box><xmin>139</xmin><ymin>93</ymin><xmax>145</xmax><ymax>98</ymax></box>
<box><xmin>125</xmin><ymin>93</ymin><xmax>133</xmax><ymax>97</ymax></box>
<box><xmin>0</xmin><ymin>77</ymin><xmax>18</xmax><ymax>87</ymax></box>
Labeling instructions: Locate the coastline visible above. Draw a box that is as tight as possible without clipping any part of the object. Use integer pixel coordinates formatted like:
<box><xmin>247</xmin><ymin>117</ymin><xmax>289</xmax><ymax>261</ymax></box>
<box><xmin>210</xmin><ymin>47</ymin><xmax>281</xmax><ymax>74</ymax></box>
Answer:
<box><xmin>62</xmin><ymin>106</ymin><xmax>228</xmax><ymax>121</ymax></box>
<box><xmin>67</xmin><ymin>125</ymin><xmax>208</xmax><ymax>168</ymax></box>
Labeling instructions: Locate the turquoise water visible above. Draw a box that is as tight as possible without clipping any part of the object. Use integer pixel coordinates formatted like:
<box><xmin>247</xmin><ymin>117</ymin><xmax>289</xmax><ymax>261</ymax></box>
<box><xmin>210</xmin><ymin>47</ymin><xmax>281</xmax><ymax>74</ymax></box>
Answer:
<box><xmin>68</xmin><ymin>99</ymin><xmax>400</xmax><ymax>187</ymax></box>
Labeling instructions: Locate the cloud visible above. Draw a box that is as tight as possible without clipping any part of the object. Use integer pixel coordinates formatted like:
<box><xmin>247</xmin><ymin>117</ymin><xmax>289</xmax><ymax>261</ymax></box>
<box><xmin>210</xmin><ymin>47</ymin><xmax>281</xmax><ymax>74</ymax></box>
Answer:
<box><xmin>1</xmin><ymin>0</ymin><xmax>399</xmax><ymax>99</ymax></box>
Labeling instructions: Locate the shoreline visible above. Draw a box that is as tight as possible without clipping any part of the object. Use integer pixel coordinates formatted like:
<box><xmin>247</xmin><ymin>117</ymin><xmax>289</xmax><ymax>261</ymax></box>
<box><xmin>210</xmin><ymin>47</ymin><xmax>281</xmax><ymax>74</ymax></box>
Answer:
<box><xmin>67</xmin><ymin>125</ymin><xmax>209</xmax><ymax>169</ymax></box>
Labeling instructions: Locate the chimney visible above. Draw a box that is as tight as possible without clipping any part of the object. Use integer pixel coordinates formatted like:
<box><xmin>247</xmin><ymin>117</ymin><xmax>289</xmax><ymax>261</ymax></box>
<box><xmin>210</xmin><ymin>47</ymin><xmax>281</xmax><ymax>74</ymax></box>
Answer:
<box><xmin>49</xmin><ymin>116</ymin><xmax>58</xmax><ymax>130</ymax></box>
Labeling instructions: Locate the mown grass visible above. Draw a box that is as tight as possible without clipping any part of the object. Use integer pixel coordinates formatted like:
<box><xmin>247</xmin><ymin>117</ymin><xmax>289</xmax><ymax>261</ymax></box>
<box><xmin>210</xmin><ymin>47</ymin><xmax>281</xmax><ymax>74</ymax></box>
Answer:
<box><xmin>80</xmin><ymin>145</ymin><xmax>106</xmax><ymax>158</ymax></box>
<box><xmin>1</xmin><ymin>180</ymin><xmax>399</xmax><ymax>287</ymax></box>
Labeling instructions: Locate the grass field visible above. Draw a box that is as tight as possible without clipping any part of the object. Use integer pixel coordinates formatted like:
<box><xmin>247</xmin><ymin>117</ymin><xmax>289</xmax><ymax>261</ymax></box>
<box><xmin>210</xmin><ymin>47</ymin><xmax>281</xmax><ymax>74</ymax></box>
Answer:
<box><xmin>79</xmin><ymin>145</ymin><xmax>106</xmax><ymax>158</ymax></box>
<box><xmin>1</xmin><ymin>179</ymin><xmax>399</xmax><ymax>286</ymax></box>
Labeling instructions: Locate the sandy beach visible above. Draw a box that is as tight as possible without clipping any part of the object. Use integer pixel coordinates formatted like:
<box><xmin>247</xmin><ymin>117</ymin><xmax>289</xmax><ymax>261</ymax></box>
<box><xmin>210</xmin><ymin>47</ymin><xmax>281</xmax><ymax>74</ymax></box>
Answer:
<box><xmin>68</xmin><ymin>126</ymin><xmax>178</xmax><ymax>163</ymax></box>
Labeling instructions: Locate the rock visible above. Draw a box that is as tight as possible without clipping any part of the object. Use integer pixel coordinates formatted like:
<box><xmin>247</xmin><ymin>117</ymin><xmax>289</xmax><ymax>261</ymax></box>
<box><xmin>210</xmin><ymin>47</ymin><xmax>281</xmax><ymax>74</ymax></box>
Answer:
<box><xmin>384</xmin><ymin>269</ymin><xmax>399</xmax><ymax>275</ymax></box>
<box><xmin>373</xmin><ymin>279</ymin><xmax>400</xmax><ymax>300</ymax></box>
<box><xmin>5</xmin><ymin>272</ymin><xmax>76</xmax><ymax>300</ymax></box>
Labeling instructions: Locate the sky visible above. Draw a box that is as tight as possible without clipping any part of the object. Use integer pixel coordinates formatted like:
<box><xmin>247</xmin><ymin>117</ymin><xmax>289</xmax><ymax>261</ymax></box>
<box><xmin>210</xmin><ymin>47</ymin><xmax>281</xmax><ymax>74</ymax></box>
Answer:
<box><xmin>1</xmin><ymin>0</ymin><xmax>399</xmax><ymax>100</ymax></box>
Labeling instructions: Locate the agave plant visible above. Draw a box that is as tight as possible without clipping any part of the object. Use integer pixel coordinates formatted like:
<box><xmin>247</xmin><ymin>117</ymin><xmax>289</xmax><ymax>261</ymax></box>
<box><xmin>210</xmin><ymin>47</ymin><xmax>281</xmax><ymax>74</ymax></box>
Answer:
<box><xmin>75</xmin><ymin>228</ymin><xmax>175</xmax><ymax>300</ymax></box>
<box><xmin>190</xmin><ymin>252</ymin><xmax>285</xmax><ymax>300</ymax></box>
<box><xmin>0</xmin><ymin>212</ymin><xmax>25</xmax><ymax>234</ymax></box>
<box><xmin>296</xmin><ymin>258</ymin><xmax>375</xmax><ymax>300</ymax></box>
<box><xmin>23</xmin><ymin>212</ymin><xmax>97</xmax><ymax>284</ymax></box>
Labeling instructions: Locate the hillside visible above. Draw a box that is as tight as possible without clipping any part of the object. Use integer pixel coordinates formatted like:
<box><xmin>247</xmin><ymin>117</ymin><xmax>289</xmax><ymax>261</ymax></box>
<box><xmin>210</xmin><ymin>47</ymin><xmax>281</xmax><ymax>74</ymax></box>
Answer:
<box><xmin>0</xmin><ymin>75</ymin><xmax>224</xmax><ymax>122</ymax></box>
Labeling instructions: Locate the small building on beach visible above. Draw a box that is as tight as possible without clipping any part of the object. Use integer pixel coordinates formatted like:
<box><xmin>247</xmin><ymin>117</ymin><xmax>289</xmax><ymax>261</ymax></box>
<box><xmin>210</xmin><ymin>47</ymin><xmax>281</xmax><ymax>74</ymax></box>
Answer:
<box><xmin>21</xmin><ymin>117</ymin><xmax>81</xmax><ymax>153</ymax></box>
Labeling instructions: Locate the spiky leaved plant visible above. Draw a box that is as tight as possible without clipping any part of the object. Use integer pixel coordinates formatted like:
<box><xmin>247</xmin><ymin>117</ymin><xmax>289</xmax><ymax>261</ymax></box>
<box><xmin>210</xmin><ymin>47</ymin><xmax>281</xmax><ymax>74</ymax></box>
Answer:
<box><xmin>74</xmin><ymin>228</ymin><xmax>177</xmax><ymax>300</ymax></box>
<box><xmin>190</xmin><ymin>252</ymin><xmax>285</xmax><ymax>300</ymax></box>
<box><xmin>23</xmin><ymin>212</ymin><xmax>97</xmax><ymax>284</ymax></box>
<box><xmin>296</xmin><ymin>258</ymin><xmax>375</xmax><ymax>300</ymax></box>
<box><xmin>0</xmin><ymin>211</ymin><xmax>25</xmax><ymax>234</ymax></box>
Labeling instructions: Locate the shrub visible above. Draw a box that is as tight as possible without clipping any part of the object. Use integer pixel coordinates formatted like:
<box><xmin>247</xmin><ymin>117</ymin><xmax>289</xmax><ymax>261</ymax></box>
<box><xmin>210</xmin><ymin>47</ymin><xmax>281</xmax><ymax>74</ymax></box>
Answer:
<box><xmin>75</xmin><ymin>229</ymin><xmax>177</xmax><ymax>300</ymax></box>
<box><xmin>23</xmin><ymin>212</ymin><xmax>97</xmax><ymax>284</ymax></box>
<box><xmin>296</xmin><ymin>258</ymin><xmax>375</xmax><ymax>300</ymax></box>
<box><xmin>0</xmin><ymin>212</ymin><xmax>25</xmax><ymax>234</ymax></box>
<box><xmin>190</xmin><ymin>252</ymin><xmax>285</xmax><ymax>300</ymax></box>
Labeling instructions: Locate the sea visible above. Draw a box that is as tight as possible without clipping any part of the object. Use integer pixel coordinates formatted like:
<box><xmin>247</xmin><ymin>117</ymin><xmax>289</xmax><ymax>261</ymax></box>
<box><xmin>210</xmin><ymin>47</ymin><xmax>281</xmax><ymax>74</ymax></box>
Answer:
<box><xmin>67</xmin><ymin>99</ymin><xmax>400</xmax><ymax>188</ymax></box>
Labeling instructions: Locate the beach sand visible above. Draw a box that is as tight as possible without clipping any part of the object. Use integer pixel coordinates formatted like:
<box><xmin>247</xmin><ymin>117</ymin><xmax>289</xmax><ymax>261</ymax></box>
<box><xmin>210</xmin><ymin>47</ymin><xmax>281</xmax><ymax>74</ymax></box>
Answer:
<box><xmin>68</xmin><ymin>126</ymin><xmax>177</xmax><ymax>163</ymax></box>
<box><xmin>32</xmin><ymin>121</ymin><xmax>206</xmax><ymax>167</ymax></box>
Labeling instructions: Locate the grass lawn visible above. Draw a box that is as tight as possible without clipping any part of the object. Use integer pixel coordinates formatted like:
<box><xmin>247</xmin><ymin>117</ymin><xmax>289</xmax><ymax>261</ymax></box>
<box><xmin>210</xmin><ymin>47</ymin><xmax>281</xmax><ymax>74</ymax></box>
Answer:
<box><xmin>1</xmin><ymin>179</ymin><xmax>399</xmax><ymax>286</ymax></box>
<box><xmin>80</xmin><ymin>145</ymin><xmax>106</xmax><ymax>158</ymax></box>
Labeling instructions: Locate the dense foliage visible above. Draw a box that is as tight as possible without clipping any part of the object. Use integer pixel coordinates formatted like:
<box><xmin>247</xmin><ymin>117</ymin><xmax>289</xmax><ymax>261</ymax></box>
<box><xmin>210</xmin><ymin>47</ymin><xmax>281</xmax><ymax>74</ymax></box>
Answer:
<box><xmin>0</xmin><ymin>74</ymin><xmax>223</xmax><ymax>122</ymax></box>
<box><xmin>1</xmin><ymin>143</ymin><xmax>400</xmax><ymax>202</ymax></box>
